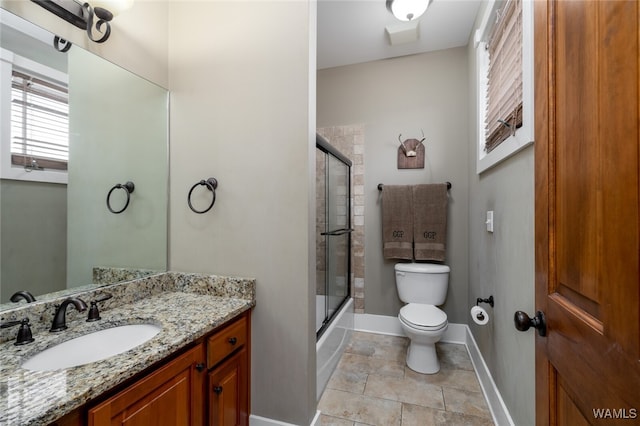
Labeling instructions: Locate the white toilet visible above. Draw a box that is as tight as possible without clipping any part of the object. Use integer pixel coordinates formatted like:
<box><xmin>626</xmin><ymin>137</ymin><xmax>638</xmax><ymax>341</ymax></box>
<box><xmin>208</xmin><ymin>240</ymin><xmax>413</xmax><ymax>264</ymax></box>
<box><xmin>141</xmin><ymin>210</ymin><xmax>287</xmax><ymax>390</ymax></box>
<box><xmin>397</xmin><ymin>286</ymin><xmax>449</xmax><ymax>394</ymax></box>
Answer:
<box><xmin>395</xmin><ymin>262</ymin><xmax>450</xmax><ymax>374</ymax></box>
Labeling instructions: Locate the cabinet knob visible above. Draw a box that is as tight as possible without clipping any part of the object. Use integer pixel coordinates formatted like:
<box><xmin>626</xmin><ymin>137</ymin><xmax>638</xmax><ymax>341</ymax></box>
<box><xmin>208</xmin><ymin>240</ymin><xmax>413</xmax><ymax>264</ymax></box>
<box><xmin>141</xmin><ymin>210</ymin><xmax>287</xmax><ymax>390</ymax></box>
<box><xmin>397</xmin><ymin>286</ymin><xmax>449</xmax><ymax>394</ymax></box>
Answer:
<box><xmin>195</xmin><ymin>363</ymin><xmax>205</xmax><ymax>372</ymax></box>
<box><xmin>213</xmin><ymin>386</ymin><xmax>223</xmax><ymax>395</ymax></box>
<box><xmin>228</xmin><ymin>337</ymin><xmax>237</xmax><ymax>345</ymax></box>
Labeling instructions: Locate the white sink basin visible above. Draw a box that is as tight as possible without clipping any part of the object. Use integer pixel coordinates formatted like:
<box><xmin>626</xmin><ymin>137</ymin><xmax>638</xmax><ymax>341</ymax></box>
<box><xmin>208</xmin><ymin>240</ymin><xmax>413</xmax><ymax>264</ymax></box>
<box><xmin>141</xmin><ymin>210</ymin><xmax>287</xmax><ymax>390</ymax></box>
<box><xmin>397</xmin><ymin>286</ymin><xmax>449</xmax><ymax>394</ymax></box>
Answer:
<box><xmin>22</xmin><ymin>324</ymin><xmax>162</xmax><ymax>372</ymax></box>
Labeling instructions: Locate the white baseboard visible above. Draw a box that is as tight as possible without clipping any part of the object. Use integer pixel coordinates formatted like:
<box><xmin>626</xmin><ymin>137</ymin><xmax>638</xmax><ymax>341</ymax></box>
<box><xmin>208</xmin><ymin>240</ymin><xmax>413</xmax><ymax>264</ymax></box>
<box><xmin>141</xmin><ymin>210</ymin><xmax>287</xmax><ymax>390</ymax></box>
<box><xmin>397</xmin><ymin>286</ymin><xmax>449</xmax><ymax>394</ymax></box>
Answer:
<box><xmin>464</xmin><ymin>326</ymin><xmax>515</xmax><ymax>426</ymax></box>
<box><xmin>353</xmin><ymin>312</ymin><xmax>466</xmax><ymax>344</ymax></box>
<box><xmin>249</xmin><ymin>414</ymin><xmax>299</xmax><ymax>426</ymax></box>
<box><xmin>310</xmin><ymin>410</ymin><xmax>321</xmax><ymax>426</ymax></box>
<box><xmin>250</xmin><ymin>411</ymin><xmax>321</xmax><ymax>426</ymax></box>
<box><xmin>354</xmin><ymin>312</ymin><xmax>404</xmax><ymax>335</ymax></box>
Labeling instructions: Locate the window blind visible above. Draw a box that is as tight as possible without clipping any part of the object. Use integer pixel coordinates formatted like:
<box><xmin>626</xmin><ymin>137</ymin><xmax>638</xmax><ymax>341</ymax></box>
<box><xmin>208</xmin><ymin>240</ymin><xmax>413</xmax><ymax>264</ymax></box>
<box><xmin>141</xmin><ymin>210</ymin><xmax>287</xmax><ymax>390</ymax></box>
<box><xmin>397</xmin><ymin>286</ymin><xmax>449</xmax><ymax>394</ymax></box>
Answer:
<box><xmin>10</xmin><ymin>69</ymin><xmax>69</xmax><ymax>171</ymax></box>
<box><xmin>484</xmin><ymin>0</ymin><xmax>523</xmax><ymax>153</ymax></box>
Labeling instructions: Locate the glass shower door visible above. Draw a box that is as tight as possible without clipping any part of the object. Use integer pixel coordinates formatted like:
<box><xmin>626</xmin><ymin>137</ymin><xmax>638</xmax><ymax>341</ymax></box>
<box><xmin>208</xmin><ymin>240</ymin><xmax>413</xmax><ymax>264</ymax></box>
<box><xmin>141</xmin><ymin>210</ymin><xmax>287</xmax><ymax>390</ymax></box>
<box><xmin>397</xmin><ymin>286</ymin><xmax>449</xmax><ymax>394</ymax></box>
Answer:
<box><xmin>316</xmin><ymin>135</ymin><xmax>351</xmax><ymax>338</ymax></box>
<box><xmin>325</xmin><ymin>154</ymin><xmax>350</xmax><ymax>322</ymax></box>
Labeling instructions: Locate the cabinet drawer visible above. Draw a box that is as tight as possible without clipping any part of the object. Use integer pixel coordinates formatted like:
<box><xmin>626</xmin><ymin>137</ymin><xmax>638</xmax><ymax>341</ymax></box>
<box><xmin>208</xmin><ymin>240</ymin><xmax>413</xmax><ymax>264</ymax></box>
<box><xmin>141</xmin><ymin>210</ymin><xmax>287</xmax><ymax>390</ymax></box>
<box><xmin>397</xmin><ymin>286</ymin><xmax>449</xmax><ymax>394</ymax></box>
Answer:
<box><xmin>207</xmin><ymin>315</ymin><xmax>247</xmax><ymax>368</ymax></box>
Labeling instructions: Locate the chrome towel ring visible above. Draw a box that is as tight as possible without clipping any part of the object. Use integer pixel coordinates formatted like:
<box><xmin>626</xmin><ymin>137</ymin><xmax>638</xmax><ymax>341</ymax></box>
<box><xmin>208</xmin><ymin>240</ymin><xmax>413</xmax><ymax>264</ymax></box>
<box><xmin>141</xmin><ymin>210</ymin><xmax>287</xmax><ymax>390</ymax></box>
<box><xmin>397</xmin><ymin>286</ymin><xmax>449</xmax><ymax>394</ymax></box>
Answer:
<box><xmin>188</xmin><ymin>177</ymin><xmax>218</xmax><ymax>214</ymax></box>
<box><xmin>106</xmin><ymin>181</ymin><xmax>135</xmax><ymax>214</ymax></box>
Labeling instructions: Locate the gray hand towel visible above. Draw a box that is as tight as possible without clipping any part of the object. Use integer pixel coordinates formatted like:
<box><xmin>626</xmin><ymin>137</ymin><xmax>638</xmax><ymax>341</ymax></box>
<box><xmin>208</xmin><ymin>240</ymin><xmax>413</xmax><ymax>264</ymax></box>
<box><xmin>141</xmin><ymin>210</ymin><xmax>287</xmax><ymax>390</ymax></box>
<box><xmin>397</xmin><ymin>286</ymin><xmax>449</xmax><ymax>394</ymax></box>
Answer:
<box><xmin>413</xmin><ymin>184</ymin><xmax>448</xmax><ymax>262</ymax></box>
<box><xmin>382</xmin><ymin>185</ymin><xmax>413</xmax><ymax>260</ymax></box>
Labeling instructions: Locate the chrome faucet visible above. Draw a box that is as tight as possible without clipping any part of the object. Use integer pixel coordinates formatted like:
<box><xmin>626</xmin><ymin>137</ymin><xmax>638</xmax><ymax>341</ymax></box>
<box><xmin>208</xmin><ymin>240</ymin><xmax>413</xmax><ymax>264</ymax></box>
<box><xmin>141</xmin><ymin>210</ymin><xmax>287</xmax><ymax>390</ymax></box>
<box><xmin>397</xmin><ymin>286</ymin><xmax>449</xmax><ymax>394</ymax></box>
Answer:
<box><xmin>10</xmin><ymin>291</ymin><xmax>36</xmax><ymax>303</ymax></box>
<box><xmin>50</xmin><ymin>297</ymin><xmax>88</xmax><ymax>332</ymax></box>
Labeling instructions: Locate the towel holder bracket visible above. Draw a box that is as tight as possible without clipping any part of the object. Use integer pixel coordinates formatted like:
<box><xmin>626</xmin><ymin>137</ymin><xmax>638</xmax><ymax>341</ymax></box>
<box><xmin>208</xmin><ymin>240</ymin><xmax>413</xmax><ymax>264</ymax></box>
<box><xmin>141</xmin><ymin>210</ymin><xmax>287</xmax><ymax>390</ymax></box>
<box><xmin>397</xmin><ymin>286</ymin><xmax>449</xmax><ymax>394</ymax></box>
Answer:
<box><xmin>378</xmin><ymin>182</ymin><xmax>451</xmax><ymax>191</ymax></box>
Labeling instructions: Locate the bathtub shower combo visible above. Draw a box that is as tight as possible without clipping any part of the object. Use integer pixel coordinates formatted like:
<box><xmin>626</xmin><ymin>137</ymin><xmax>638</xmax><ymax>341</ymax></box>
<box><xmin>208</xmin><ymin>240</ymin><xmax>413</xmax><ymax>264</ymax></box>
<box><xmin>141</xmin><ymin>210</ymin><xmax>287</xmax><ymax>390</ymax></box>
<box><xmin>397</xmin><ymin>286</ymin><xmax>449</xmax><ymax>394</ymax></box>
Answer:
<box><xmin>315</xmin><ymin>135</ymin><xmax>354</xmax><ymax>400</ymax></box>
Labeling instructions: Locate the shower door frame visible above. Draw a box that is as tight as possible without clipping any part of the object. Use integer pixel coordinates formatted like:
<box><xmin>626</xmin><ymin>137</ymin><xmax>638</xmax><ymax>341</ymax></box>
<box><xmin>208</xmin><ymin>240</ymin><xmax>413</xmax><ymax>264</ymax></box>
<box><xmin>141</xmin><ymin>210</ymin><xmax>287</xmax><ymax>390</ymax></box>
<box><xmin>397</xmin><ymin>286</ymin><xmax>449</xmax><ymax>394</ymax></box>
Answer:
<box><xmin>316</xmin><ymin>134</ymin><xmax>352</xmax><ymax>339</ymax></box>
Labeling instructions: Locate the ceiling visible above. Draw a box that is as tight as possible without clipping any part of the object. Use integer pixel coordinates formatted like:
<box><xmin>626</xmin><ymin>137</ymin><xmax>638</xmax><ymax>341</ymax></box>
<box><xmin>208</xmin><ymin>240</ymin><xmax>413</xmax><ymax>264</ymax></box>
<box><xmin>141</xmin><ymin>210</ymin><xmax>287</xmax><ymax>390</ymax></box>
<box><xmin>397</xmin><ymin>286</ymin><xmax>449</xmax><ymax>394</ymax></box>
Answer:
<box><xmin>317</xmin><ymin>0</ymin><xmax>482</xmax><ymax>70</ymax></box>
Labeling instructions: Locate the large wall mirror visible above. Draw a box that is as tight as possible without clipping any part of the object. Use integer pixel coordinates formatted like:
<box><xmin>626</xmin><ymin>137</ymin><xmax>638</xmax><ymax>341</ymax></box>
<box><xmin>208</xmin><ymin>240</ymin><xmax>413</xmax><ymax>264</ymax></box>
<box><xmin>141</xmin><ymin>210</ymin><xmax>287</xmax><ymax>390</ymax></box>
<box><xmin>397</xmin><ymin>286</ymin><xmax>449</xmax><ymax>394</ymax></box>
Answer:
<box><xmin>0</xmin><ymin>9</ymin><xmax>168</xmax><ymax>307</ymax></box>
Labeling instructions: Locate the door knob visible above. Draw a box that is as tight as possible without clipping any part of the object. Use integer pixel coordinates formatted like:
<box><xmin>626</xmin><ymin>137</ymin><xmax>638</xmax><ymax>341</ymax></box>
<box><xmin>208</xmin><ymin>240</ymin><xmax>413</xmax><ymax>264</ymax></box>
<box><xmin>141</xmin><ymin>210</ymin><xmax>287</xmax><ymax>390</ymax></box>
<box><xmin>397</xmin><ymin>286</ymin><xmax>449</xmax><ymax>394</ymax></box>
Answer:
<box><xmin>514</xmin><ymin>310</ymin><xmax>547</xmax><ymax>337</ymax></box>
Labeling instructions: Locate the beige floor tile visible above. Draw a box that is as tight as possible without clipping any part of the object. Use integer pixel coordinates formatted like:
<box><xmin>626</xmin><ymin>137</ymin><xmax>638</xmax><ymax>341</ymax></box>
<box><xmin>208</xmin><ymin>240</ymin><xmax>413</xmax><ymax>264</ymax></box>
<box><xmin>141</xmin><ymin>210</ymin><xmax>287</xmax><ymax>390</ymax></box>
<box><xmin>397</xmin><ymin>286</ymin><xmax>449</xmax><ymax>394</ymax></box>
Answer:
<box><xmin>318</xmin><ymin>389</ymin><xmax>402</xmax><ymax>426</ymax></box>
<box><xmin>346</xmin><ymin>332</ymin><xmax>408</xmax><ymax>362</ymax></box>
<box><xmin>338</xmin><ymin>352</ymin><xmax>405</xmax><ymax>379</ymax></box>
<box><xmin>401</xmin><ymin>403</ymin><xmax>495</xmax><ymax>426</ymax></box>
<box><xmin>437</xmin><ymin>343</ymin><xmax>474</xmax><ymax>371</ymax></box>
<box><xmin>364</xmin><ymin>374</ymin><xmax>445</xmax><ymax>410</ymax></box>
<box><xmin>327</xmin><ymin>368</ymin><xmax>368</xmax><ymax>394</ymax></box>
<box><xmin>319</xmin><ymin>414</ymin><xmax>355</xmax><ymax>426</ymax></box>
<box><xmin>319</xmin><ymin>333</ymin><xmax>495</xmax><ymax>426</ymax></box>
<box><xmin>405</xmin><ymin>365</ymin><xmax>482</xmax><ymax>393</ymax></box>
<box><xmin>348</xmin><ymin>331</ymin><xmax>408</xmax><ymax>347</ymax></box>
<box><xmin>443</xmin><ymin>387</ymin><xmax>492</xmax><ymax>419</ymax></box>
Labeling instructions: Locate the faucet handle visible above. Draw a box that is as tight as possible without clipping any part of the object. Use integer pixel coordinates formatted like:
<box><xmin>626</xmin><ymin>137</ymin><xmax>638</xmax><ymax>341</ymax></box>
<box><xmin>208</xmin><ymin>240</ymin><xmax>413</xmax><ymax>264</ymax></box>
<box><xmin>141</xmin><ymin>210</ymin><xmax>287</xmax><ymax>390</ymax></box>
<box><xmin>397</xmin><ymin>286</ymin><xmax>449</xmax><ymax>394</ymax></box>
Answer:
<box><xmin>86</xmin><ymin>293</ymin><xmax>113</xmax><ymax>322</ymax></box>
<box><xmin>1</xmin><ymin>318</ymin><xmax>35</xmax><ymax>345</ymax></box>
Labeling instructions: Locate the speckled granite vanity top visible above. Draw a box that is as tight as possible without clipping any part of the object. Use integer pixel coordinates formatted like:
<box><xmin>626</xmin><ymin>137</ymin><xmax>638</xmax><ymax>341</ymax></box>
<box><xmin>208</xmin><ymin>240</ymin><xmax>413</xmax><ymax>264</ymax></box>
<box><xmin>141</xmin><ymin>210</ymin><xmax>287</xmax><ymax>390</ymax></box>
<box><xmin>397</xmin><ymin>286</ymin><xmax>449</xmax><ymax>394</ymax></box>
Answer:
<box><xmin>0</xmin><ymin>272</ymin><xmax>255</xmax><ymax>425</ymax></box>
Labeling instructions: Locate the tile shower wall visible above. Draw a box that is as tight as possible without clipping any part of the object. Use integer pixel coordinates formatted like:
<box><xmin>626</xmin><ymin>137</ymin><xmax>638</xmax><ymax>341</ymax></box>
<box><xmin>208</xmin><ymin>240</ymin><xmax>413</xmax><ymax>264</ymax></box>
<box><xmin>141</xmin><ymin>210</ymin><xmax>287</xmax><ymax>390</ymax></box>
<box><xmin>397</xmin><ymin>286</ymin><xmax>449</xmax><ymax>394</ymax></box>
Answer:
<box><xmin>317</xmin><ymin>125</ymin><xmax>365</xmax><ymax>313</ymax></box>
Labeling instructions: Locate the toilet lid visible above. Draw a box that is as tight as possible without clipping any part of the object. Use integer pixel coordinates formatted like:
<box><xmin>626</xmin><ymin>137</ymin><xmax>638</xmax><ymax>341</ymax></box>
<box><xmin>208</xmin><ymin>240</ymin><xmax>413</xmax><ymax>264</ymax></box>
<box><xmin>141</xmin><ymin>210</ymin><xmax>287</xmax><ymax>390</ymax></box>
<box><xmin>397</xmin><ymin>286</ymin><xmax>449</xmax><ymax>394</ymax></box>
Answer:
<box><xmin>399</xmin><ymin>304</ymin><xmax>447</xmax><ymax>330</ymax></box>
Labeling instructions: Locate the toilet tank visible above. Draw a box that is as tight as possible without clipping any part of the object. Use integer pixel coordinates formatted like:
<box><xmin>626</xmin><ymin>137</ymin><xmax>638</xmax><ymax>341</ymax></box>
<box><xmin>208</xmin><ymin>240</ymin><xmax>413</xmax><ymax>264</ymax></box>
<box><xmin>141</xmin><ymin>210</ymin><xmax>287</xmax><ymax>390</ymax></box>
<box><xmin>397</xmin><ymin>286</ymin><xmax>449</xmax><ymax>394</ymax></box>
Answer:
<box><xmin>395</xmin><ymin>263</ymin><xmax>450</xmax><ymax>305</ymax></box>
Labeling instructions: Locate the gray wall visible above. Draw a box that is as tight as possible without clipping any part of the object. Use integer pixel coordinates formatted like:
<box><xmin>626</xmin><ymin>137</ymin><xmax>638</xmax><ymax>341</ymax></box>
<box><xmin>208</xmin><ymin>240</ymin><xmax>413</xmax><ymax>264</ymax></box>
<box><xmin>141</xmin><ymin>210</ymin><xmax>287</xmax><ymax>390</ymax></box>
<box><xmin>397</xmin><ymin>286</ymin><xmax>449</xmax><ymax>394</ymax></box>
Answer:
<box><xmin>0</xmin><ymin>180</ymin><xmax>66</xmax><ymax>302</ymax></box>
<box><xmin>466</xmin><ymin>4</ymin><xmax>535</xmax><ymax>425</ymax></box>
<box><xmin>167</xmin><ymin>2</ymin><xmax>316</xmax><ymax>425</ymax></box>
<box><xmin>318</xmin><ymin>31</ymin><xmax>535</xmax><ymax>425</ymax></box>
<box><xmin>3</xmin><ymin>2</ymin><xmax>319</xmax><ymax>425</ymax></box>
<box><xmin>317</xmin><ymin>47</ymin><xmax>470</xmax><ymax>323</ymax></box>
<box><xmin>3</xmin><ymin>2</ymin><xmax>536</xmax><ymax>425</ymax></box>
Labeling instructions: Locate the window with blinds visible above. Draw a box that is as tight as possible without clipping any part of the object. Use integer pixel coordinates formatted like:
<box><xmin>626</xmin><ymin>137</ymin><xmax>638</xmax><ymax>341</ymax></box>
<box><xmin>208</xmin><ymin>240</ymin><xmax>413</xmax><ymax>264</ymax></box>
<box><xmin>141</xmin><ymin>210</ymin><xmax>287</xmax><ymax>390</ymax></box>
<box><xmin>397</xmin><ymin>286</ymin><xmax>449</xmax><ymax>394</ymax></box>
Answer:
<box><xmin>484</xmin><ymin>0</ymin><xmax>522</xmax><ymax>153</ymax></box>
<box><xmin>10</xmin><ymin>69</ymin><xmax>69</xmax><ymax>171</ymax></box>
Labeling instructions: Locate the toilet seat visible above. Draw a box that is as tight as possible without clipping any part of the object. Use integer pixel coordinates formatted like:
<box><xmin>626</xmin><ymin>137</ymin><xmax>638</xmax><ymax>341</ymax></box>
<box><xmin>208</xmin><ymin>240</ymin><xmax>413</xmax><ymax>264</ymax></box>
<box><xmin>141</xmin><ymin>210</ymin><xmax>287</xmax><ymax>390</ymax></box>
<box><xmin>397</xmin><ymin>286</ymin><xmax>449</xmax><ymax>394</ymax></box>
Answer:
<box><xmin>399</xmin><ymin>303</ymin><xmax>448</xmax><ymax>331</ymax></box>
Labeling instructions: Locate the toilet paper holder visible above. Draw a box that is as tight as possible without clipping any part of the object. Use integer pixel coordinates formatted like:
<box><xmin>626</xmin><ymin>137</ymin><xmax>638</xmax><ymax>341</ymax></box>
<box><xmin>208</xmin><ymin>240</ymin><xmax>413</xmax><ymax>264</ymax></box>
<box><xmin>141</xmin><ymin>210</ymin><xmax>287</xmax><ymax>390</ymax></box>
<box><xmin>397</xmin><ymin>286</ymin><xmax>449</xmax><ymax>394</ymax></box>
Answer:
<box><xmin>476</xmin><ymin>295</ymin><xmax>494</xmax><ymax>308</ymax></box>
<box><xmin>473</xmin><ymin>296</ymin><xmax>493</xmax><ymax>322</ymax></box>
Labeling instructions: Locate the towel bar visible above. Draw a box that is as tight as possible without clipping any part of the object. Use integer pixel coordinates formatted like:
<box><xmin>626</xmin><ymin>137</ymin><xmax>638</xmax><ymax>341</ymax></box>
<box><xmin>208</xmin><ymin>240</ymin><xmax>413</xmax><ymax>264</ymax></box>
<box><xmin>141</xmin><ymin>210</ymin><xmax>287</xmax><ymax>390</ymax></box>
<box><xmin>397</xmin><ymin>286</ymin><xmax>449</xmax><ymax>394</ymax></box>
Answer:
<box><xmin>377</xmin><ymin>182</ymin><xmax>451</xmax><ymax>191</ymax></box>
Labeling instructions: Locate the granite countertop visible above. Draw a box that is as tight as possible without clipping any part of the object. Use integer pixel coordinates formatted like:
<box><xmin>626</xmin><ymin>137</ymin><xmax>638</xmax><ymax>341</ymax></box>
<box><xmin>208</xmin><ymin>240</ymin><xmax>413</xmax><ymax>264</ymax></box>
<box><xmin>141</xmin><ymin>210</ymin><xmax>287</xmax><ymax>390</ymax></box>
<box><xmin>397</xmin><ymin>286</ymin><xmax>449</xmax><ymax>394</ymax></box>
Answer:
<box><xmin>0</xmin><ymin>279</ymin><xmax>254</xmax><ymax>425</ymax></box>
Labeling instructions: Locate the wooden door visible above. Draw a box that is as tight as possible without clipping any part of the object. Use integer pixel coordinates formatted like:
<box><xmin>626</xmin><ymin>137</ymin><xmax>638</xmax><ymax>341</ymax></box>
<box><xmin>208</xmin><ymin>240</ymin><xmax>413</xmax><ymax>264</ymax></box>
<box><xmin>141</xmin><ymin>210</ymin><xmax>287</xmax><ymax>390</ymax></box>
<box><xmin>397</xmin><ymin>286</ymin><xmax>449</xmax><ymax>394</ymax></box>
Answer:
<box><xmin>88</xmin><ymin>344</ymin><xmax>206</xmax><ymax>426</ymax></box>
<box><xmin>535</xmin><ymin>0</ymin><xmax>640</xmax><ymax>424</ymax></box>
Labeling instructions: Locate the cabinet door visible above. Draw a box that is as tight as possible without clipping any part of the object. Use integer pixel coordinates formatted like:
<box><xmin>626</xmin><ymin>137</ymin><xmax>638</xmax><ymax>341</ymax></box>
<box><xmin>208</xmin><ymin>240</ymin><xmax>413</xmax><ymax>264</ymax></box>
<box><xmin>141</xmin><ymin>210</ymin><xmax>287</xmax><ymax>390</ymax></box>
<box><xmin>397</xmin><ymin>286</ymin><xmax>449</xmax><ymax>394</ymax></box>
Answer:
<box><xmin>89</xmin><ymin>344</ymin><xmax>206</xmax><ymax>426</ymax></box>
<box><xmin>209</xmin><ymin>347</ymin><xmax>248</xmax><ymax>426</ymax></box>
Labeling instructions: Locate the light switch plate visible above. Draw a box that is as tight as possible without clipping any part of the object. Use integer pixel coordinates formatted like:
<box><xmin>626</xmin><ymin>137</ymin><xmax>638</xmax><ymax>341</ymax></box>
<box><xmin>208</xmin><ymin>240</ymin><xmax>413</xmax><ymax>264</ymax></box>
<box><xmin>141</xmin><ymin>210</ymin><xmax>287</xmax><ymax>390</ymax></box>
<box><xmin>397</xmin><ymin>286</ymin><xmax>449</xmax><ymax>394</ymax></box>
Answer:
<box><xmin>486</xmin><ymin>211</ymin><xmax>494</xmax><ymax>232</ymax></box>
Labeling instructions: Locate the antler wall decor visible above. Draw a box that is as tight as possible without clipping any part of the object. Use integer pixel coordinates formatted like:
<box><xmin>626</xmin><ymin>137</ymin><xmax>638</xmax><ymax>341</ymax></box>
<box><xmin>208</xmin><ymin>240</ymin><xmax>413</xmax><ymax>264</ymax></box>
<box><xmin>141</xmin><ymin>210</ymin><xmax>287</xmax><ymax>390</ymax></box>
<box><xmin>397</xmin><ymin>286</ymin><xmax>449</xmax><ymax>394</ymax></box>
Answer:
<box><xmin>397</xmin><ymin>130</ymin><xmax>426</xmax><ymax>169</ymax></box>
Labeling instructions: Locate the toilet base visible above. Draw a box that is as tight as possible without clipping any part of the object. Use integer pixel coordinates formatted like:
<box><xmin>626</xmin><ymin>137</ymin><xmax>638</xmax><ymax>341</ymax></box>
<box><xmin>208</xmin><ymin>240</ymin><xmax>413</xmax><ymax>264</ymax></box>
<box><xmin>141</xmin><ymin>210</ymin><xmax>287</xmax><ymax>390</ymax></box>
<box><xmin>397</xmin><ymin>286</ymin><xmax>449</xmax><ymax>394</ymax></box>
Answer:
<box><xmin>406</xmin><ymin>341</ymin><xmax>440</xmax><ymax>374</ymax></box>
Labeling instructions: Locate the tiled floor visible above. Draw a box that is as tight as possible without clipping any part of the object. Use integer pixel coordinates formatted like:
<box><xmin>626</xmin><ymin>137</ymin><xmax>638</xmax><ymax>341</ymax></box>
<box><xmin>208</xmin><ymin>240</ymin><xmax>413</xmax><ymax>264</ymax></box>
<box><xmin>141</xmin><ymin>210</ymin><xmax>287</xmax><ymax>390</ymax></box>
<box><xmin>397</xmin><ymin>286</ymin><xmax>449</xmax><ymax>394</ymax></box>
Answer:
<box><xmin>318</xmin><ymin>332</ymin><xmax>495</xmax><ymax>426</ymax></box>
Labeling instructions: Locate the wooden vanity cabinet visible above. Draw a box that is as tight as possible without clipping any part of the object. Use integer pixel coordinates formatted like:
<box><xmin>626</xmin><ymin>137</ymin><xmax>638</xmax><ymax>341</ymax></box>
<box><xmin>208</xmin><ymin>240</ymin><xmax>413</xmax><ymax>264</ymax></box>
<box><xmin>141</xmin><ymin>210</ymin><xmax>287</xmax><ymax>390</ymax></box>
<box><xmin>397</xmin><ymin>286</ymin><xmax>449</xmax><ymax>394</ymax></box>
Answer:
<box><xmin>84</xmin><ymin>311</ymin><xmax>250</xmax><ymax>426</ymax></box>
<box><xmin>87</xmin><ymin>343</ymin><xmax>207</xmax><ymax>426</ymax></box>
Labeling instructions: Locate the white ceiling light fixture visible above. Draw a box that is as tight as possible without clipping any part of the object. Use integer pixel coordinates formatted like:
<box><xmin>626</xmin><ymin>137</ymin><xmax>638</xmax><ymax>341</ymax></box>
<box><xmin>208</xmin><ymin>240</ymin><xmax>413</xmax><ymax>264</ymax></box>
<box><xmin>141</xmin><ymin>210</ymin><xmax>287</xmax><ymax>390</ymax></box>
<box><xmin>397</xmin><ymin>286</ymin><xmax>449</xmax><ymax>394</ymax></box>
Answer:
<box><xmin>386</xmin><ymin>0</ymin><xmax>432</xmax><ymax>22</ymax></box>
